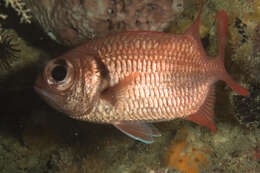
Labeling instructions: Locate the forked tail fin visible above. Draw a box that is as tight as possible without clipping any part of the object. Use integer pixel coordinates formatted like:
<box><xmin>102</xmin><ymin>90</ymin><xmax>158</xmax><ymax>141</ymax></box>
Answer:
<box><xmin>215</xmin><ymin>11</ymin><xmax>248</xmax><ymax>96</ymax></box>
<box><xmin>223</xmin><ymin>74</ymin><xmax>248</xmax><ymax>96</ymax></box>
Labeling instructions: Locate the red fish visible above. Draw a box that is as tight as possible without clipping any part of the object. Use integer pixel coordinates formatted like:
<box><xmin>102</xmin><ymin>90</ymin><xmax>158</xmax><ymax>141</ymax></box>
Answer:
<box><xmin>34</xmin><ymin>4</ymin><xmax>248</xmax><ymax>143</ymax></box>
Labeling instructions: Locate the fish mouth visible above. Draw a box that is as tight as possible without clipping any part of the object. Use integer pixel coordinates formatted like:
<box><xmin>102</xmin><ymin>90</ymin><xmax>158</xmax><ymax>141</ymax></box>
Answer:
<box><xmin>34</xmin><ymin>75</ymin><xmax>63</xmax><ymax>111</ymax></box>
<box><xmin>34</xmin><ymin>83</ymin><xmax>55</xmax><ymax>105</ymax></box>
<box><xmin>34</xmin><ymin>75</ymin><xmax>49</xmax><ymax>97</ymax></box>
<box><xmin>34</xmin><ymin>84</ymin><xmax>65</xmax><ymax>113</ymax></box>
<box><xmin>34</xmin><ymin>85</ymin><xmax>51</xmax><ymax>100</ymax></box>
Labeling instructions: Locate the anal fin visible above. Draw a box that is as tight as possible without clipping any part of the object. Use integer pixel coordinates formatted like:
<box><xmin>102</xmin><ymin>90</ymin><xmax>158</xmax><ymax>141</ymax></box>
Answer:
<box><xmin>185</xmin><ymin>86</ymin><xmax>217</xmax><ymax>133</ymax></box>
<box><xmin>113</xmin><ymin>121</ymin><xmax>161</xmax><ymax>144</ymax></box>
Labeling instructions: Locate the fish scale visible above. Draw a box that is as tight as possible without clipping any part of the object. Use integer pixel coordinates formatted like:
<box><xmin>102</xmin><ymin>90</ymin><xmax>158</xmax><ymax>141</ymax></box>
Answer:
<box><xmin>97</xmin><ymin>37</ymin><xmax>203</xmax><ymax>75</ymax></box>
<box><xmin>87</xmin><ymin>35</ymin><xmax>211</xmax><ymax>121</ymax></box>
<box><xmin>35</xmin><ymin>6</ymin><xmax>249</xmax><ymax>143</ymax></box>
<box><xmin>85</xmin><ymin>34</ymin><xmax>210</xmax><ymax>120</ymax></box>
<box><xmin>82</xmin><ymin>33</ymin><xmax>212</xmax><ymax>121</ymax></box>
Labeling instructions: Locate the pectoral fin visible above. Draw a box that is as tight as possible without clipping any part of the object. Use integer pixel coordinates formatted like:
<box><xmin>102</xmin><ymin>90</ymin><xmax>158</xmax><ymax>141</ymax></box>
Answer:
<box><xmin>101</xmin><ymin>72</ymin><xmax>140</xmax><ymax>105</ymax></box>
<box><xmin>113</xmin><ymin>121</ymin><xmax>161</xmax><ymax>144</ymax></box>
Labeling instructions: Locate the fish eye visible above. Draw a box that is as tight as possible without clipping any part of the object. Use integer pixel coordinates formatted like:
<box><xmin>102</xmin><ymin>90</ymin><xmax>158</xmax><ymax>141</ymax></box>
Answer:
<box><xmin>51</xmin><ymin>65</ymin><xmax>67</xmax><ymax>82</ymax></box>
<box><xmin>44</xmin><ymin>58</ymin><xmax>74</xmax><ymax>90</ymax></box>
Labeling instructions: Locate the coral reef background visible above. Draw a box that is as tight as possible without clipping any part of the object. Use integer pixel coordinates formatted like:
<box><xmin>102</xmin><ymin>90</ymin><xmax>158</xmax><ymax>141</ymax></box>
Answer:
<box><xmin>0</xmin><ymin>0</ymin><xmax>259</xmax><ymax>173</ymax></box>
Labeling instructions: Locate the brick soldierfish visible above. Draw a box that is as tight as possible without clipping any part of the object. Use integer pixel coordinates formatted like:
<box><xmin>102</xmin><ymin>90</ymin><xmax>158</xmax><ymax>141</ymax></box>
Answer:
<box><xmin>34</xmin><ymin>4</ymin><xmax>248</xmax><ymax>144</ymax></box>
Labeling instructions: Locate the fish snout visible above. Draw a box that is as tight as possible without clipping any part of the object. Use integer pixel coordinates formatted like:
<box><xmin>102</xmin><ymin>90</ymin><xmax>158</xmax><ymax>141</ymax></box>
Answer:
<box><xmin>34</xmin><ymin>73</ymin><xmax>54</xmax><ymax>102</ymax></box>
<box><xmin>34</xmin><ymin>74</ymin><xmax>45</xmax><ymax>92</ymax></box>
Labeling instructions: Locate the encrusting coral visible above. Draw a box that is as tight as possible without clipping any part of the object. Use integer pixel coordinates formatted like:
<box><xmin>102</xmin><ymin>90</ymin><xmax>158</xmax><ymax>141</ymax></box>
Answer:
<box><xmin>165</xmin><ymin>128</ymin><xmax>211</xmax><ymax>173</ymax></box>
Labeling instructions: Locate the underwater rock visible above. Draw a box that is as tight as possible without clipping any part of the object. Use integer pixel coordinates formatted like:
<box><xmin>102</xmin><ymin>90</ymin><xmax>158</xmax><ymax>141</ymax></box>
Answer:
<box><xmin>204</xmin><ymin>123</ymin><xmax>260</xmax><ymax>173</ymax></box>
<box><xmin>246</xmin><ymin>23</ymin><xmax>260</xmax><ymax>82</ymax></box>
<box><xmin>232</xmin><ymin>82</ymin><xmax>260</xmax><ymax>129</ymax></box>
<box><xmin>226</xmin><ymin>0</ymin><xmax>260</xmax><ymax>83</ymax></box>
<box><xmin>23</xmin><ymin>0</ymin><xmax>184</xmax><ymax>46</ymax></box>
<box><xmin>230</xmin><ymin>23</ymin><xmax>260</xmax><ymax>129</ymax></box>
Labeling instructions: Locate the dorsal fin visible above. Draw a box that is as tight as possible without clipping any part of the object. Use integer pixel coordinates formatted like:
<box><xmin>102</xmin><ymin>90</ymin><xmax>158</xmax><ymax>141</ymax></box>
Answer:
<box><xmin>184</xmin><ymin>0</ymin><xmax>205</xmax><ymax>56</ymax></box>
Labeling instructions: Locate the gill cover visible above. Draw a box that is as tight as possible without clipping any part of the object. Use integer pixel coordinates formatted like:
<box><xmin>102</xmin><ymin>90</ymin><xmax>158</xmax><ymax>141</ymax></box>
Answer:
<box><xmin>35</xmin><ymin>52</ymin><xmax>108</xmax><ymax>119</ymax></box>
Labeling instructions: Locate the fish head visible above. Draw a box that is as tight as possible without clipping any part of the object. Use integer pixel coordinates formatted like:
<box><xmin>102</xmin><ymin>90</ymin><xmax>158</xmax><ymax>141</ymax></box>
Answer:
<box><xmin>34</xmin><ymin>51</ymin><xmax>107</xmax><ymax>119</ymax></box>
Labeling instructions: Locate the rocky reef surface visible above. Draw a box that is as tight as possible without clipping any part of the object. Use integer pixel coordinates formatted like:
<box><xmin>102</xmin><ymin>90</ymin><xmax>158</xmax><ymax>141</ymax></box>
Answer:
<box><xmin>0</xmin><ymin>0</ymin><xmax>259</xmax><ymax>173</ymax></box>
<box><xmin>23</xmin><ymin>0</ymin><xmax>184</xmax><ymax>46</ymax></box>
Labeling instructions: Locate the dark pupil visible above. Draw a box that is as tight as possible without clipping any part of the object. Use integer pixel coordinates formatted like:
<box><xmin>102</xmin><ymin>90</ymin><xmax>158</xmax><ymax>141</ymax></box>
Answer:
<box><xmin>51</xmin><ymin>65</ymin><xmax>67</xmax><ymax>82</ymax></box>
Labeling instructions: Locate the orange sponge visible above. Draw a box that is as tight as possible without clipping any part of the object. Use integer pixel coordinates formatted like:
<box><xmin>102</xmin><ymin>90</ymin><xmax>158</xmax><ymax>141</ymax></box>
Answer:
<box><xmin>166</xmin><ymin>129</ymin><xmax>210</xmax><ymax>173</ymax></box>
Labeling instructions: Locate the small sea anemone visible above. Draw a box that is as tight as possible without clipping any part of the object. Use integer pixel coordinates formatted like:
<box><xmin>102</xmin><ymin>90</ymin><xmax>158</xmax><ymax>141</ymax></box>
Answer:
<box><xmin>0</xmin><ymin>29</ymin><xmax>20</xmax><ymax>73</ymax></box>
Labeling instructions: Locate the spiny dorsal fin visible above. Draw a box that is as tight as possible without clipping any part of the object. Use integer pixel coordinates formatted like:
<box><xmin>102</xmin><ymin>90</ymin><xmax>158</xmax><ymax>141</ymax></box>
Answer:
<box><xmin>184</xmin><ymin>0</ymin><xmax>205</xmax><ymax>56</ymax></box>
<box><xmin>101</xmin><ymin>72</ymin><xmax>140</xmax><ymax>105</ymax></box>
<box><xmin>185</xmin><ymin>85</ymin><xmax>216</xmax><ymax>133</ymax></box>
